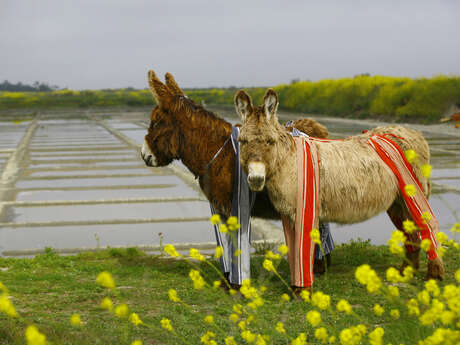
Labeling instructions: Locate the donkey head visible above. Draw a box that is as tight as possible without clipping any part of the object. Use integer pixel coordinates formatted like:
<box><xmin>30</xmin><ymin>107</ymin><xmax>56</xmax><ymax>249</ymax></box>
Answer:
<box><xmin>235</xmin><ymin>89</ymin><xmax>283</xmax><ymax>192</ymax></box>
<box><xmin>141</xmin><ymin>70</ymin><xmax>184</xmax><ymax>167</ymax></box>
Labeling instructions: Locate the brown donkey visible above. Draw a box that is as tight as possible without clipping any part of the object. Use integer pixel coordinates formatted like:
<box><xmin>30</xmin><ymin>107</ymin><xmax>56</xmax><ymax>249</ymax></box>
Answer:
<box><xmin>236</xmin><ymin>89</ymin><xmax>445</xmax><ymax>289</ymax></box>
<box><xmin>140</xmin><ymin>70</ymin><xmax>331</xmax><ymax>284</ymax></box>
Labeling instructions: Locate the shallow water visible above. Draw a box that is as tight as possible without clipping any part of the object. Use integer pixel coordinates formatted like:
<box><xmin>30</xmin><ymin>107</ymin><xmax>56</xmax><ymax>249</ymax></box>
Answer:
<box><xmin>0</xmin><ymin>111</ymin><xmax>459</xmax><ymax>257</ymax></box>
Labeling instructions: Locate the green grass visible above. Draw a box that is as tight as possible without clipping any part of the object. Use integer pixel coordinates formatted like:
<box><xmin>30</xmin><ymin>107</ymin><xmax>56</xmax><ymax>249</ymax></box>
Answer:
<box><xmin>0</xmin><ymin>240</ymin><xmax>458</xmax><ymax>345</ymax></box>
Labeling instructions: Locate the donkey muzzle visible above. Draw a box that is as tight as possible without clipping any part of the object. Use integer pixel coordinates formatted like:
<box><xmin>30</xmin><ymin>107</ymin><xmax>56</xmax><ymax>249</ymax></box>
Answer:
<box><xmin>247</xmin><ymin>162</ymin><xmax>266</xmax><ymax>191</ymax></box>
<box><xmin>141</xmin><ymin>140</ymin><xmax>157</xmax><ymax>167</ymax></box>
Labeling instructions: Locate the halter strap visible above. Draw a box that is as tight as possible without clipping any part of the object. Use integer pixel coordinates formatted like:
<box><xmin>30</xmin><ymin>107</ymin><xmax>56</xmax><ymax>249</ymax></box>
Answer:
<box><xmin>200</xmin><ymin>134</ymin><xmax>232</xmax><ymax>179</ymax></box>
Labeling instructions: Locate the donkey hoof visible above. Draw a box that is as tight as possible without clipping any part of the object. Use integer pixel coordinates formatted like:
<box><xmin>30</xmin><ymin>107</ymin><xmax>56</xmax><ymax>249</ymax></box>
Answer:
<box><xmin>292</xmin><ymin>286</ymin><xmax>313</xmax><ymax>297</ymax></box>
<box><xmin>425</xmin><ymin>257</ymin><xmax>445</xmax><ymax>281</ymax></box>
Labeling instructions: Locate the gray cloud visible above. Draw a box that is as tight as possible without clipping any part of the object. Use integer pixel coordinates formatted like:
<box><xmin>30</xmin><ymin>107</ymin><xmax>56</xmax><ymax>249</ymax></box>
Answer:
<box><xmin>1</xmin><ymin>0</ymin><xmax>459</xmax><ymax>89</ymax></box>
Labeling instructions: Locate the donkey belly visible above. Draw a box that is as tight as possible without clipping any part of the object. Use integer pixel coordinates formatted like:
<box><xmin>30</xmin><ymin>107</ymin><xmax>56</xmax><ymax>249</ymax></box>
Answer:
<box><xmin>318</xmin><ymin>143</ymin><xmax>399</xmax><ymax>224</ymax></box>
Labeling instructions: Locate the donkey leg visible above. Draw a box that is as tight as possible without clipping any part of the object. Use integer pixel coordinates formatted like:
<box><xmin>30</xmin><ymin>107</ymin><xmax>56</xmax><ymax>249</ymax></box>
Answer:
<box><xmin>387</xmin><ymin>202</ymin><xmax>421</xmax><ymax>271</ymax></box>
<box><xmin>281</xmin><ymin>215</ymin><xmax>296</xmax><ymax>287</ymax></box>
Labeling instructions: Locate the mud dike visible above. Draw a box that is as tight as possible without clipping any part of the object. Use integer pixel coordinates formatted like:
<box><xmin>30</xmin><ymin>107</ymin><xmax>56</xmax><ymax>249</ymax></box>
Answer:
<box><xmin>0</xmin><ymin>109</ymin><xmax>459</xmax><ymax>257</ymax></box>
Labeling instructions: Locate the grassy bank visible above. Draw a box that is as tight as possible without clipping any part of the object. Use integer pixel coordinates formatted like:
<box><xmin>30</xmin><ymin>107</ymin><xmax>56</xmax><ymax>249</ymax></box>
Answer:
<box><xmin>1</xmin><ymin>75</ymin><xmax>459</xmax><ymax>122</ymax></box>
<box><xmin>1</xmin><ymin>239</ymin><xmax>458</xmax><ymax>345</ymax></box>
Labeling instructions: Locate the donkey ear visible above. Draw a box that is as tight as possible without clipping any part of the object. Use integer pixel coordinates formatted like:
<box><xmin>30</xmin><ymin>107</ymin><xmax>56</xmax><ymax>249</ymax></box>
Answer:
<box><xmin>148</xmin><ymin>69</ymin><xmax>170</xmax><ymax>105</ymax></box>
<box><xmin>263</xmin><ymin>89</ymin><xmax>278</xmax><ymax>121</ymax></box>
<box><xmin>234</xmin><ymin>90</ymin><xmax>254</xmax><ymax>122</ymax></box>
<box><xmin>165</xmin><ymin>72</ymin><xmax>184</xmax><ymax>96</ymax></box>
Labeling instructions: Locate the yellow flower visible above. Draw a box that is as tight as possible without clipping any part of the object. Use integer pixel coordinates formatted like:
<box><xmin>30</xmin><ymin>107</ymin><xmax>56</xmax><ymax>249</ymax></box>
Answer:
<box><xmin>0</xmin><ymin>294</ymin><xmax>18</xmax><ymax>317</ymax></box>
<box><xmin>386</xmin><ymin>267</ymin><xmax>402</xmax><ymax>283</ymax></box>
<box><xmin>229</xmin><ymin>313</ymin><xmax>239</xmax><ymax>323</ymax></box>
<box><xmin>96</xmin><ymin>271</ymin><xmax>115</xmax><ymax>289</ymax></box>
<box><xmin>310</xmin><ymin>228</ymin><xmax>321</xmax><ymax>244</ymax></box>
<box><xmin>229</xmin><ymin>305</ymin><xmax>243</xmax><ymax>317</ymax></box>
<box><xmin>336</xmin><ymin>299</ymin><xmax>352</xmax><ymax>314</ymax></box>
<box><xmin>201</xmin><ymin>331</ymin><xmax>216</xmax><ymax>344</ymax></box>
<box><xmin>387</xmin><ymin>230</ymin><xmax>406</xmax><ymax>256</ymax></box>
<box><xmin>210</xmin><ymin>214</ymin><xmax>221</xmax><ymax>225</ymax></box>
<box><xmin>355</xmin><ymin>265</ymin><xmax>382</xmax><ymax>293</ymax></box>
<box><xmin>275</xmin><ymin>321</ymin><xmax>286</xmax><ymax>334</ymax></box>
<box><xmin>129</xmin><ymin>313</ymin><xmax>143</xmax><ymax>326</ymax></box>
<box><xmin>278</xmin><ymin>244</ymin><xmax>289</xmax><ymax>255</ymax></box>
<box><xmin>368</xmin><ymin>327</ymin><xmax>384</xmax><ymax>345</ymax></box>
<box><xmin>306</xmin><ymin>310</ymin><xmax>321</xmax><ymax>326</ymax></box>
<box><xmin>291</xmin><ymin>333</ymin><xmax>307</xmax><ymax>345</ymax></box>
<box><xmin>262</xmin><ymin>259</ymin><xmax>275</xmax><ymax>272</ymax></box>
<box><xmin>213</xmin><ymin>280</ymin><xmax>221</xmax><ymax>289</ymax></box>
<box><xmin>315</xmin><ymin>327</ymin><xmax>328</xmax><ymax>343</ymax></box>
<box><xmin>421</xmin><ymin>164</ymin><xmax>432</xmax><ymax>178</ymax></box>
<box><xmin>234</xmin><ymin>249</ymin><xmax>242</xmax><ymax>257</ymax></box>
<box><xmin>70</xmin><ymin>313</ymin><xmax>82</xmax><ymax>326</ymax></box>
<box><xmin>219</xmin><ymin>224</ymin><xmax>228</xmax><ymax>233</ymax></box>
<box><xmin>229</xmin><ymin>289</ymin><xmax>237</xmax><ymax>295</ymax></box>
<box><xmin>425</xmin><ymin>279</ymin><xmax>440</xmax><ymax>297</ymax></box>
<box><xmin>168</xmin><ymin>289</ymin><xmax>181</xmax><ymax>302</ymax></box>
<box><xmin>265</xmin><ymin>250</ymin><xmax>281</xmax><ymax>260</ymax></box>
<box><xmin>25</xmin><ymin>325</ymin><xmax>46</xmax><ymax>345</ymax></box>
<box><xmin>131</xmin><ymin>341</ymin><xmax>142</xmax><ymax>345</ymax></box>
<box><xmin>442</xmin><ymin>284</ymin><xmax>457</xmax><ymax>300</ymax></box>
<box><xmin>225</xmin><ymin>336</ymin><xmax>237</xmax><ymax>345</ymax></box>
<box><xmin>407</xmin><ymin>298</ymin><xmax>420</xmax><ymax>316</ymax></box>
<box><xmin>227</xmin><ymin>216</ymin><xmax>238</xmax><ymax>226</ymax></box>
<box><xmin>241</xmin><ymin>330</ymin><xmax>256</xmax><ymax>343</ymax></box>
<box><xmin>404</xmin><ymin>149</ymin><xmax>418</xmax><ymax>163</ymax></box>
<box><xmin>421</xmin><ymin>239</ymin><xmax>432</xmax><ymax>252</ymax></box>
<box><xmin>204</xmin><ymin>315</ymin><xmax>214</xmax><ymax>324</ymax></box>
<box><xmin>421</xmin><ymin>211</ymin><xmax>431</xmax><ymax>222</ymax></box>
<box><xmin>189</xmin><ymin>248</ymin><xmax>205</xmax><ymax>261</ymax></box>
<box><xmin>238</xmin><ymin>320</ymin><xmax>246</xmax><ymax>331</ymax></box>
<box><xmin>440</xmin><ymin>310</ymin><xmax>455</xmax><ymax>325</ymax></box>
<box><xmin>329</xmin><ymin>336</ymin><xmax>336</xmax><ymax>343</ymax></box>
<box><xmin>404</xmin><ymin>184</ymin><xmax>416</xmax><ymax>197</ymax></box>
<box><xmin>402</xmin><ymin>220</ymin><xmax>417</xmax><ymax>234</ymax></box>
<box><xmin>189</xmin><ymin>269</ymin><xmax>206</xmax><ymax>290</ymax></box>
<box><xmin>373</xmin><ymin>304</ymin><xmax>384</xmax><ymax>316</ymax></box>
<box><xmin>401</xmin><ymin>266</ymin><xmax>414</xmax><ymax>282</ymax></box>
<box><xmin>227</xmin><ymin>216</ymin><xmax>240</xmax><ymax>231</ymax></box>
<box><xmin>390</xmin><ymin>309</ymin><xmax>400</xmax><ymax>319</ymax></box>
<box><xmin>100</xmin><ymin>297</ymin><xmax>113</xmax><ymax>311</ymax></box>
<box><xmin>160</xmin><ymin>318</ymin><xmax>173</xmax><ymax>332</ymax></box>
<box><xmin>164</xmin><ymin>244</ymin><xmax>180</xmax><ymax>257</ymax></box>
<box><xmin>451</xmin><ymin>223</ymin><xmax>460</xmax><ymax>233</ymax></box>
<box><xmin>436</xmin><ymin>232</ymin><xmax>448</xmax><ymax>244</ymax></box>
<box><xmin>281</xmin><ymin>293</ymin><xmax>291</xmax><ymax>302</ymax></box>
<box><xmin>300</xmin><ymin>290</ymin><xmax>310</xmax><ymax>302</ymax></box>
<box><xmin>387</xmin><ymin>286</ymin><xmax>399</xmax><ymax>298</ymax></box>
<box><xmin>339</xmin><ymin>329</ymin><xmax>353</xmax><ymax>345</ymax></box>
<box><xmin>417</xmin><ymin>290</ymin><xmax>430</xmax><ymax>306</ymax></box>
<box><xmin>115</xmin><ymin>304</ymin><xmax>129</xmax><ymax>318</ymax></box>
<box><xmin>311</xmin><ymin>291</ymin><xmax>331</xmax><ymax>310</ymax></box>
<box><xmin>215</xmin><ymin>246</ymin><xmax>223</xmax><ymax>259</ymax></box>
<box><xmin>256</xmin><ymin>334</ymin><xmax>268</xmax><ymax>345</ymax></box>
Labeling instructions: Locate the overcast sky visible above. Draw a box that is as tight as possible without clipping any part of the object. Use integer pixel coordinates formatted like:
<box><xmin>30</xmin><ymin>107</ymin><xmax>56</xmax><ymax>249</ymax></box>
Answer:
<box><xmin>1</xmin><ymin>0</ymin><xmax>459</xmax><ymax>89</ymax></box>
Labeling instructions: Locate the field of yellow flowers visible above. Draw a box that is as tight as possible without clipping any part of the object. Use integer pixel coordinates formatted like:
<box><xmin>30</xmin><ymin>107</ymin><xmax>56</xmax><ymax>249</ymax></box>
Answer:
<box><xmin>1</xmin><ymin>75</ymin><xmax>459</xmax><ymax>122</ymax></box>
<box><xmin>1</xmin><ymin>216</ymin><xmax>459</xmax><ymax>345</ymax></box>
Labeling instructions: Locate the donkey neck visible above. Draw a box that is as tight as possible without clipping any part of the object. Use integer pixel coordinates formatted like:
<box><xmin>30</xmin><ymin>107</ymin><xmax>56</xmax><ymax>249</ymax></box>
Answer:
<box><xmin>174</xmin><ymin>107</ymin><xmax>233</xmax><ymax>178</ymax></box>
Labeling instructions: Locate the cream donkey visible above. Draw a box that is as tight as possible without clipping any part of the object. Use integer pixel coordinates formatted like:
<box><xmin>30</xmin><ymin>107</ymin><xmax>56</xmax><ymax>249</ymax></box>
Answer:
<box><xmin>235</xmin><ymin>89</ymin><xmax>444</xmax><ymax>289</ymax></box>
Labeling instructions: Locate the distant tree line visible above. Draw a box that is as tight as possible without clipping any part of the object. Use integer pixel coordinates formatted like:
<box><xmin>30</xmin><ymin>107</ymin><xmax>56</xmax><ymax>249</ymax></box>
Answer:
<box><xmin>0</xmin><ymin>80</ymin><xmax>60</xmax><ymax>92</ymax></box>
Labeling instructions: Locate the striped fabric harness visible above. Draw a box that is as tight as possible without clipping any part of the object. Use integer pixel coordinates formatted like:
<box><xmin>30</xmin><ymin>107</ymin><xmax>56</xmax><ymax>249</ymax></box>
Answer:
<box><xmin>292</xmin><ymin>132</ymin><xmax>440</xmax><ymax>287</ymax></box>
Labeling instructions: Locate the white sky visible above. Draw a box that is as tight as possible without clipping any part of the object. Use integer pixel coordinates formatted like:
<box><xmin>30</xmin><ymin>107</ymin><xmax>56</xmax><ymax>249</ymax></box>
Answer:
<box><xmin>1</xmin><ymin>0</ymin><xmax>459</xmax><ymax>89</ymax></box>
